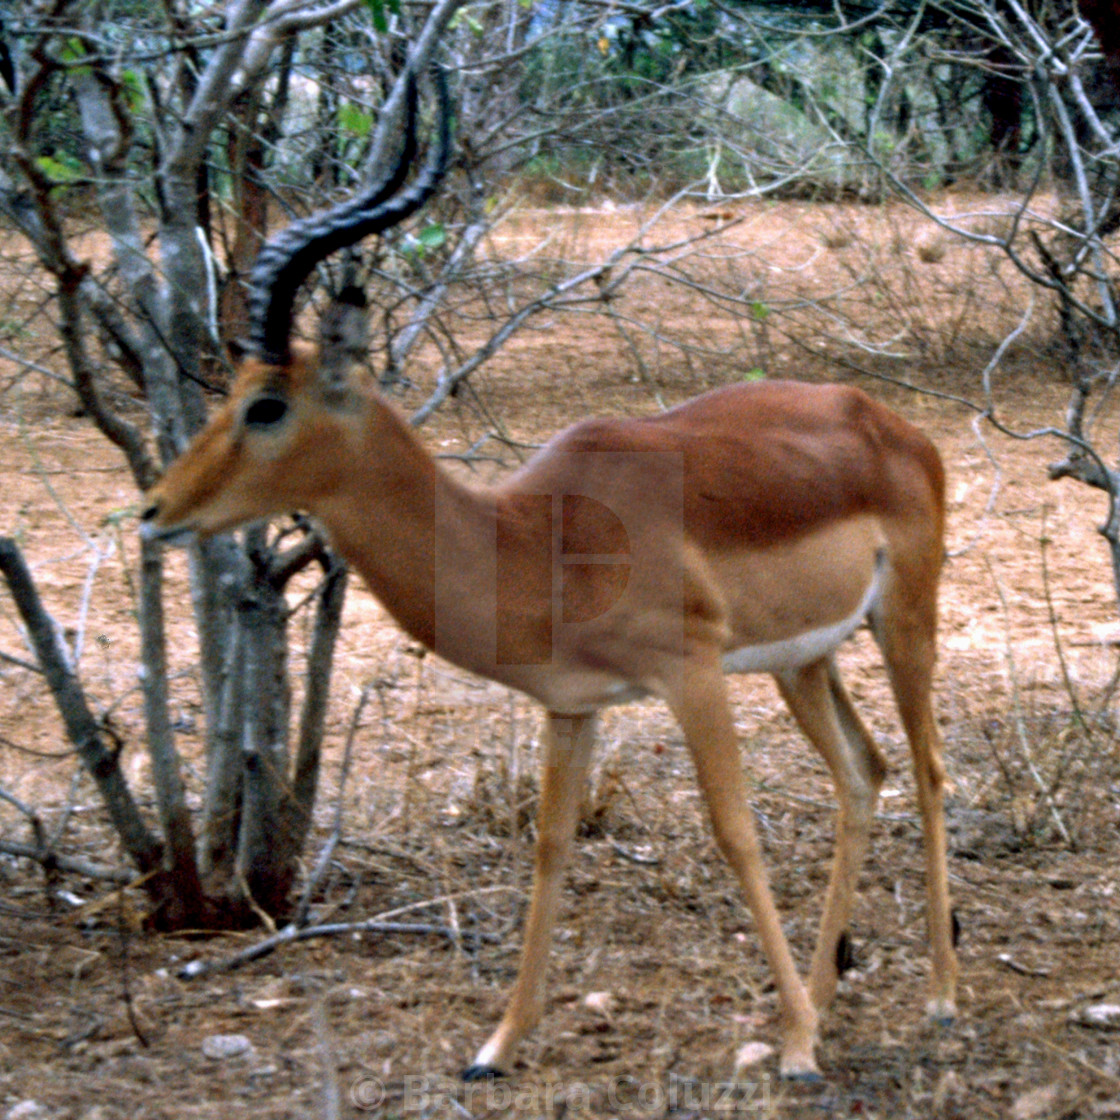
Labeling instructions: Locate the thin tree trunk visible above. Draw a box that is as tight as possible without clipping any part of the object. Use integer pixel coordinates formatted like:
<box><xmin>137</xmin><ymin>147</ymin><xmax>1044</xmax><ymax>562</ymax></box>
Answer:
<box><xmin>137</xmin><ymin>537</ymin><xmax>207</xmax><ymax>927</ymax></box>
<box><xmin>289</xmin><ymin>561</ymin><xmax>349</xmax><ymax>853</ymax></box>
<box><xmin>0</xmin><ymin>538</ymin><xmax>164</xmax><ymax>878</ymax></box>
<box><xmin>200</xmin><ymin>605</ymin><xmax>246</xmax><ymax>887</ymax></box>
<box><xmin>235</xmin><ymin>540</ymin><xmax>295</xmax><ymax>914</ymax></box>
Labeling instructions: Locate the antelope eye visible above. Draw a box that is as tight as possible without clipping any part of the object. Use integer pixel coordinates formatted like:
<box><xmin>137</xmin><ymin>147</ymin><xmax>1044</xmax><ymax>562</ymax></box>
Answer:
<box><xmin>243</xmin><ymin>394</ymin><xmax>289</xmax><ymax>430</ymax></box>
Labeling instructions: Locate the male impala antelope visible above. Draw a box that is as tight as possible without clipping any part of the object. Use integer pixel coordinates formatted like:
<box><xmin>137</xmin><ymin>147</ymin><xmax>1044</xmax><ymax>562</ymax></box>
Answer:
<box><xmin>140</xmin><ymin>74</ymin><xmax>957</xmax><ymax>1080</ymax></box>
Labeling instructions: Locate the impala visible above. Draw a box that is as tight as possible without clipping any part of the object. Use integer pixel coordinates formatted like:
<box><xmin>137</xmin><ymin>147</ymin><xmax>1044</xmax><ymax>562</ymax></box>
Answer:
<box><xmin>139</xmin><ymin>73</ymin><xmax>957</xmax><ymax>1080</ymax></box>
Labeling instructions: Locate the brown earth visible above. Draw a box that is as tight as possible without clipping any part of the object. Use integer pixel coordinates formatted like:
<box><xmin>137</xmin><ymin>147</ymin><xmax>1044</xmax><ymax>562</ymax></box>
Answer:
<box><xmin>1</xmin><ymin>201</ymin><xmax>1119</xmax><ymax>1119</ymax></box>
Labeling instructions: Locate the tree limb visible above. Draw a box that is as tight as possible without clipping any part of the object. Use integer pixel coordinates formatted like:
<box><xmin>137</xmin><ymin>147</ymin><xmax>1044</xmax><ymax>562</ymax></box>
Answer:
<box><xmin>0</xmin><ymin>537</ymin><xmax>164</xmax><ymax>877</ymax></box>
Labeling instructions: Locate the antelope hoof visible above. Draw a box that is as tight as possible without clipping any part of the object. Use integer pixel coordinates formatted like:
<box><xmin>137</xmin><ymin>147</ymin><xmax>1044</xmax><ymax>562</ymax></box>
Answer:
<box><xmin>926</xmin><ymin>997</ymin><xmax>957</xmax><ymax>1027</ymax></box>
<box><xmin>461</xmin><ymin>1064</ymin><xmax>507</xmax><ymax>1082</ymax></box>
<box><xmin>780</xmin><ymin>1061</ymin><xmax>823</xmax><ymax>1084</ymax></box>
<box><xmin>779</xmin><ymin>1043</ymin><xmax>822</xmax><ymax>1083</ymax></box>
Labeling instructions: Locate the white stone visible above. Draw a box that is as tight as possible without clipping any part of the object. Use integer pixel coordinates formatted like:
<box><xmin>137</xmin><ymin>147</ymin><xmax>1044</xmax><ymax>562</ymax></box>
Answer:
<box><xmin>733</xmin><ymin>1041</ymin><xmax>775</xmax><ymax>1071</ymax></box>
<box><xmin>201</xmin><ymin>1032</ymin><xmax>255</xmax><ymax>1060</ymax></box>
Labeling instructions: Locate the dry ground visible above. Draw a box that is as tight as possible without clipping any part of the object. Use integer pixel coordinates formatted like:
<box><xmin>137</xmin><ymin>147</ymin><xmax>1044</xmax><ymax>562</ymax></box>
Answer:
<box><xmin>1</xmin><ymin>201</ymin><xmax>1120</xmax><ymax>1119</ymax></box>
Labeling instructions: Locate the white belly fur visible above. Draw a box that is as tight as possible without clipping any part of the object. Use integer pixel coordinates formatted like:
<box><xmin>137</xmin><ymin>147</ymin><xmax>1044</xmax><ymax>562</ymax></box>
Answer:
<box><xmin>537</xmin><ymin>550</ymin><xmax>887</xmax><ymax>713</ymax></box>
<box><xmin>721</xmin><ymin>549</ymin><xmax>885</xmax><ymax>675</ymax></box>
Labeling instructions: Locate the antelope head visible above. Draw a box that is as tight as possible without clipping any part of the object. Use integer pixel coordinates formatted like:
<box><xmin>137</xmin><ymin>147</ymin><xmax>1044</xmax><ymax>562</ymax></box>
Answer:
<box><xmin>140</xmin><ymin>72</ymin><xmax>451</xmax><ymax>544</ymax></box>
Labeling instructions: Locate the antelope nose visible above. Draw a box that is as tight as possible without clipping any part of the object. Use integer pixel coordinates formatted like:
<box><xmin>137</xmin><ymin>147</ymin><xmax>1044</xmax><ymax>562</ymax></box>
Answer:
<box><xmin>139</xmin><ymin>501</ymin><xmax>161</xmax><ymax>526</ymax></box>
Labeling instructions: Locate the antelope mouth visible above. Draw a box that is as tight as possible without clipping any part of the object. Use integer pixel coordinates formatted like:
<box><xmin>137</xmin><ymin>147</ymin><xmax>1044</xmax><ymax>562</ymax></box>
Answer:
<box><xmin>139</xmin><ymin>502</ymin><xmax>196</xmax><ymax>546</ymax></box>
<box><xmin>138</xmin><ymin>519</ymin><xmax>196</xmax><ymax>547</ymax></box>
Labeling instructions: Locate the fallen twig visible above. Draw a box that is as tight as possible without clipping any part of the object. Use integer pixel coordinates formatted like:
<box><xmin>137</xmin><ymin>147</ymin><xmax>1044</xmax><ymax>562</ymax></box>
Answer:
<box><xmin>0</xmin><ymin>838</ymin><xmax>133</xmax><ymax>884</ymax></box>
<box><xmin>997</xmin><ymin>952</ymin><xmax>1052</xmax><ymax>977</ymax></box>
<box><xmin>178</xmin><ymin>917</ymin><xmax>500</xmax><ymax>979</ymax></box>
<box><xmin>607</xmin><ymin>838</ymin><xmax>661</xmax><ymax>866</ymax></box>
<box><xmin>179</xmin><ymin>884</ymin><xmax>520</xmax><ymax>978</ymax></box>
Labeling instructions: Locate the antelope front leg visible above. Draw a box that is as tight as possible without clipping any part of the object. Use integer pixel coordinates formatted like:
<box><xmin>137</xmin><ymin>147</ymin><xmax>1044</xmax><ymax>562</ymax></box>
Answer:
<box><xmin>668</xmin><ymin>658</ymin><xmax>820</xmax><ymax>1080</ymax></box>
<box><xmin>463</xmin><ymin>712</ymin><xmax>596</xmax><ymax>1080</ymax></box>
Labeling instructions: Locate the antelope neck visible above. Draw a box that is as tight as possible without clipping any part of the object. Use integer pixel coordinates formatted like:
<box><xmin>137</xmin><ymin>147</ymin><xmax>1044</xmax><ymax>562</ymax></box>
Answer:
<box><xmin>311</xmin><ymin>395</ymin><xmax>499</xmax><ymax>666</ymax></box>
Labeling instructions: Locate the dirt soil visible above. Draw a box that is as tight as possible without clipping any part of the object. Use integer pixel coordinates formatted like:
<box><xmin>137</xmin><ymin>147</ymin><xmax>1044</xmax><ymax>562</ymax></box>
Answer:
<box><xmin>1</xmin><ymin>202</ymin><xmax>1120</xmax><ymax>1120</ymax></box>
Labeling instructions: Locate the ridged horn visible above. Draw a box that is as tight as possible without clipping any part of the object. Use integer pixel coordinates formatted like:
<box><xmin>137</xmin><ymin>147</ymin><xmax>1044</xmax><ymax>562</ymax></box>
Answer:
<box><xmin>246</xmin><ymin>66</ymin><xmax>452</xmax><ymax>366</ymax></box>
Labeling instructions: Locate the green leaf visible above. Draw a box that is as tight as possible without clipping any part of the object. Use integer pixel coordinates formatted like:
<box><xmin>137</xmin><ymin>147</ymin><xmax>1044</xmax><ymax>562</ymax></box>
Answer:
<box><xmin>338</xmin><ymin>102</ymin><xmax>374</xmax><ymax>138</ymax></box>
<box><xmin>742</xmin><ymin>368</ymin><xmax>766</xmax><ymax>382</ymax></box>
<box><xmin>103</xmin><ymin>507</ymin><xmax>135</xmax><ymax>528</ymax></box>
<box><xmin>120</xmin><ymin>70</ymin><xmax>144</xmax><ymax>111</ymax></box>
<box><xmin>449</xmin><ymin>7</ymin><xmax>484</xmax><ymax>34</ymax></box>
<box><xmin>60</xmin><ymin>37</ymin><xmax>87</xmax><ymax>64</ymax></box>
<box><xmin>364</xmin><ymin>0</ymin><xmax>388</xmax><ymax>32</ymax></box>
<box><xmin>35</xmin><ymin>154</ymin><xmax>83</xmax><ymax>185</ymax></box>
<box><xmin>417</xmin><ymin>223</ymin><xmax>446</xmax><ymax>250</ymax></box>
<box><xmin>749</xmin><ymin>300</ymin><xmax>769</xmax><ymax>322</ymax></box>
<box><xmin>61</xmin><ymin>36</ymin><xmax>92</xmax><ymax>77</ymax></box>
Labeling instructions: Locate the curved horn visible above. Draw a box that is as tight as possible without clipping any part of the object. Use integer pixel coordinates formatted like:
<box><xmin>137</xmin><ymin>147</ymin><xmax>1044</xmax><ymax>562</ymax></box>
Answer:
<box><xmin>247</xmin><ymin>66</ymin><xmax>452</xmax><ymax>365</ymax></box>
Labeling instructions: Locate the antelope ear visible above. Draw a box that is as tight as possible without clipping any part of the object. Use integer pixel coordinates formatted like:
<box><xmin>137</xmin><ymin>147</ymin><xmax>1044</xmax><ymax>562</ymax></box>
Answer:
<box><xmin>317</xmin><ymin>285</ymin><xmax>370</xmax><ymax>400</ymax></box>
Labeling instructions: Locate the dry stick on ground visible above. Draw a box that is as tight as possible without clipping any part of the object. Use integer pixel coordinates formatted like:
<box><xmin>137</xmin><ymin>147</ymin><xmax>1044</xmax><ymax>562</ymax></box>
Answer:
<box><xmin>0</xmin><ymin>838</ymin><xmax>134</xmax><ymax>885</ymax></box>
<box><xmin>177</xmin><ymin>920</ymin><xmax>489</xmax><ymax>980</ymax></box>
<box><xmin>178</xmin><ymin>888</ymin><xmax>513</xmax><ymax>980</ymax></box>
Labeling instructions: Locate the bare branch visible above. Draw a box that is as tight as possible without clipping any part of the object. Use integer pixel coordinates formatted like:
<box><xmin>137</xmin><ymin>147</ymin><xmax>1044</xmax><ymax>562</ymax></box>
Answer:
<box><xmin>0</xmin><ymin>838</ymin><xmax>134</xmax><ymax>885</ymax></box>
<box><xmin>0</xmin><ymin>537</ymin><xmax>163</xmax><ymax>876</ymax></box>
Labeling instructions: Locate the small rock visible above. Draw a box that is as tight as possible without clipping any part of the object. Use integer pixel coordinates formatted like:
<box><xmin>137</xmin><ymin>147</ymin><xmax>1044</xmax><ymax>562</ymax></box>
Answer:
<box><xmin>362</xmin><ymin>1029</ymin><xmax>397</xmax><ymax>1055</ymax></box>
<box><xmin>1073</xmin><ymin>1003</ymin><xmax>1120</xmax><ymax>1030</ymax></box>
<box><xmin>5</xmin><ymin>1103</ymin><xmax>48</xmax><ymax>1120</ymax></box>
<box><xmin>733</xmin><ymin>1041</ymin><xmax>774</xmax><ymax>1072</ymax></box>
<box><xmin>583</xmin><ymin>991</ymin><xmax>615</xmax><ymax>1015</ymax></box>
<box><xmin>932</xmin><ymin>1069</ymin><xmax>964</xmax><ymax>1114</ymax></box>
<box><xmin>201</xmin><ymin>1032</ymin><xmax>254</xmax><ymax>1060</ymax></box>
<box><xmin>1012</xmin><ymin>1083</ymin><xmax>1062</xmax><ymax>1120</ymax></box>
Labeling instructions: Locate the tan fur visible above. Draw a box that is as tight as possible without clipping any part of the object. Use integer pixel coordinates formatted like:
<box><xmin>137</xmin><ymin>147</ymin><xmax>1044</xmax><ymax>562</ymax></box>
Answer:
<box><xmin>144</xmin><ymin>353</ymin><xmax>957</xmax><ymax>1078</ymax></box>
